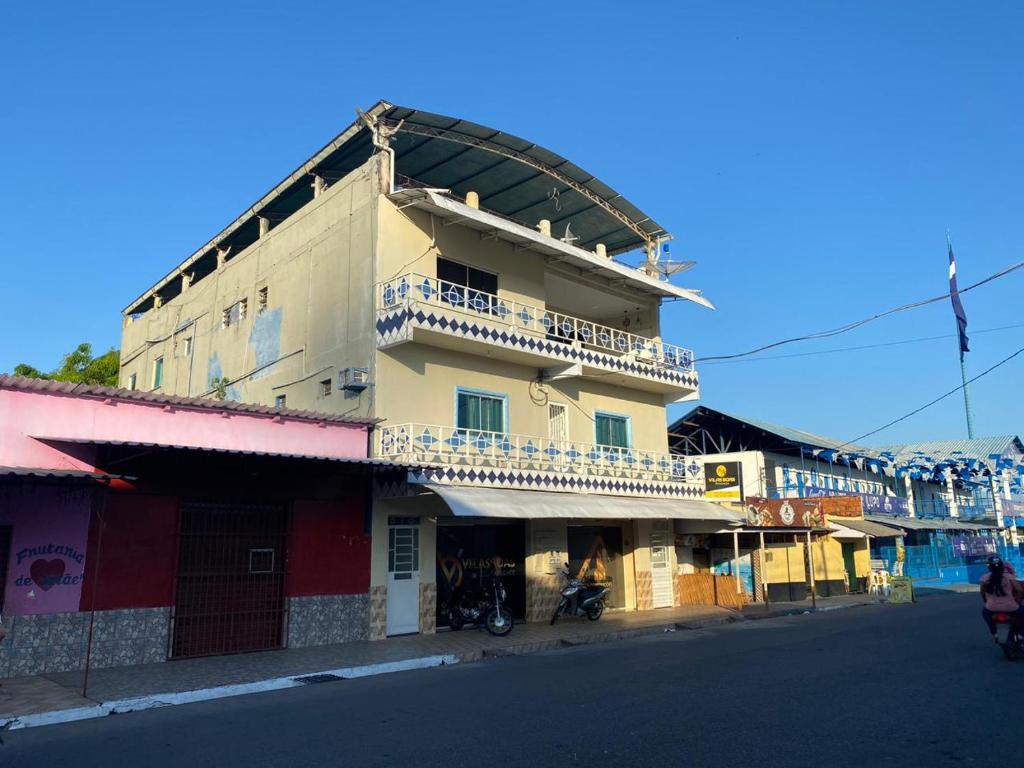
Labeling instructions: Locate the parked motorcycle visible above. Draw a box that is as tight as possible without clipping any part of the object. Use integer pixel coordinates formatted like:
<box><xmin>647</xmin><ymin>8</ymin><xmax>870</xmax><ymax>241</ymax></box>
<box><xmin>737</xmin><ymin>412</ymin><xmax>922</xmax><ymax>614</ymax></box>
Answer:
<box><xmin>992</xmin><ymin>612</ymin><xmax>1024</xmax><ymax>660</ymax></box>
<box><xmin>446</xmin><ymin>576</ymin><xmax>514</xmax><ymax>636</ymax></box>
<box><xmin>550</xmin><ymin>564</ymin><xmax>610</xmax><ymax>625</ymax></box>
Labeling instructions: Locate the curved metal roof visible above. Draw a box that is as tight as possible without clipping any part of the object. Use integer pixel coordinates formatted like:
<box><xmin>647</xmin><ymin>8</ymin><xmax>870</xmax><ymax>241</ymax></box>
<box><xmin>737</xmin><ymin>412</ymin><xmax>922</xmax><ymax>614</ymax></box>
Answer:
<box><xmin>377</xmin><ymin>104</ymin><xmax>666</xmax><ymax>255</ymax></box>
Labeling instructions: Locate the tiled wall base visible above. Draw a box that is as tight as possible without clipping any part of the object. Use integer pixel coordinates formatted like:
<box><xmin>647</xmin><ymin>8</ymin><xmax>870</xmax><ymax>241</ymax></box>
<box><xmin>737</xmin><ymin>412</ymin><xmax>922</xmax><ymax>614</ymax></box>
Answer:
<box><xmin>368</xmin><ymin>585</ymin><xmax>387</xmax><ymax>641</ymax></box>
<box><xmin>635</xmin><ymin>571</ymin><xmax>653</xmax><ymax>611</ymax></box>
<box><xmin>287</xmin><ymin>594</ymin><xmax>369</xmax><ymax>648</ymax></box>
<box><xmin>418</xmin><ymin>583</ymin><xmax>436</xmax><ymax>635</ymax></box>
<box><xmin>526</xmin><ymin>574</ymin><xmax>562</xmax><ymax>623</ymax></box>
<box><xmin>0</xmin><ymin>608</ymin><xmax>169</xmax><ymax>679</ymax></box>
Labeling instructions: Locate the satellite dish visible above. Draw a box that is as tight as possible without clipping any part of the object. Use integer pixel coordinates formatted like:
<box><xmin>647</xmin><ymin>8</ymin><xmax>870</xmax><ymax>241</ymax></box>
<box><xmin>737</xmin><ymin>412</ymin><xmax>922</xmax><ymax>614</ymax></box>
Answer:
<box><xmin>560</xmin><ymin>222</ymin><xmax>579</xmax><ymax>245</ymax></box>
<box><xmin>656</xmin><ymin>260</ymin><xmax>696</xmax><ymax>279</ymax></box>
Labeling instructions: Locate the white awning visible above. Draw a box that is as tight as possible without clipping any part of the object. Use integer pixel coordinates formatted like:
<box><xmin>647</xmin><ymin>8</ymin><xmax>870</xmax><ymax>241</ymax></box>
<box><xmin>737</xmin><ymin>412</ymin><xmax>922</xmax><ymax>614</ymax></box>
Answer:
<box><xmin>424</xmin><ymin>484</ymin><xmax>745</xmax><ymax>522</ymax></box>
<box><xmin>828</xmin><ymin>523</ymin><xmax>868</xmax><ymax>540</ymax></box>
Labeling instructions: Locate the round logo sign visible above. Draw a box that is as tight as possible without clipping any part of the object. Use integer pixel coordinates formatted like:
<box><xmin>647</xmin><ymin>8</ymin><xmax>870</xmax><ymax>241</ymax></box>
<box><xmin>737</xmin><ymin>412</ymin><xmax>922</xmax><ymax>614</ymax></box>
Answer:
<box><xmin>716</xmin><ymin>464</ymin><xmax>727</xmax><ymax>478</ymax></box>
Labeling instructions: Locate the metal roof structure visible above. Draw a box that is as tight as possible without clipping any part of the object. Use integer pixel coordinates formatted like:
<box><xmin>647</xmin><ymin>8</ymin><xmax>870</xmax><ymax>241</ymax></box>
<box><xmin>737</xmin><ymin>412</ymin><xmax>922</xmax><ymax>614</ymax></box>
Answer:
<box><xmin>0</xmin><ymin>466</ymin><xmax>129</xmax><ymax>482</ymax></box>
<box><xmin>125</xmin><ymin>101</ymin><xmax>678</xmax><ymax>315</ymax></box>
<box><xmin>874</xmin><ymin>437</ymin><xmax>1024</xmax><ymax>467</ymax></box>
<box><xmin>40</xmin><ymin>437</ymin><xmax>428</xmax><ymax>470</ymax></box>
<box><xmin>0</xmin><ymin>375</ymin><xmax>378</xmax><ymax>426</ymax></box>
<box><xmin>669</xmin><ymin>406</ymin><xmax>863</xmax><ymax>455</ymax></box>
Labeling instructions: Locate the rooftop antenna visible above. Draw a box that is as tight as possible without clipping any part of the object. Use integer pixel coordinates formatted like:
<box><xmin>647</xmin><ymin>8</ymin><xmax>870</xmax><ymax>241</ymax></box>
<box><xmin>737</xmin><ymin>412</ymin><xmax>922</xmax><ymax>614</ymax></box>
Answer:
<box><xmin>560</xmin><ymin>222</ymin><xmax>579</xmax><ymax>245</ymax></box>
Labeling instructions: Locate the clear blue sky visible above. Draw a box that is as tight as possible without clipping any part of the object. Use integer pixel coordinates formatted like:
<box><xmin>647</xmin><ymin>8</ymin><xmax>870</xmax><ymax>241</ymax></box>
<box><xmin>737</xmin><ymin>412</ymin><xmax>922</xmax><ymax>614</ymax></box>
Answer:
<box><xmin>2</xmin><ymin>2</ymin><xmax>1022</xmax><ymax>446</ymax></box>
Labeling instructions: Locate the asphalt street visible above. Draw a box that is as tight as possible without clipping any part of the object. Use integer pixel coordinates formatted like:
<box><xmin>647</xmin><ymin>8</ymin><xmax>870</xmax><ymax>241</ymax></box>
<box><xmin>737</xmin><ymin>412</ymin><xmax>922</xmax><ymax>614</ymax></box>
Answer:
<box><xmin>3</xmin><ymin>593</ymin><xmax>1015</xmax><ymax>767</ymax></box>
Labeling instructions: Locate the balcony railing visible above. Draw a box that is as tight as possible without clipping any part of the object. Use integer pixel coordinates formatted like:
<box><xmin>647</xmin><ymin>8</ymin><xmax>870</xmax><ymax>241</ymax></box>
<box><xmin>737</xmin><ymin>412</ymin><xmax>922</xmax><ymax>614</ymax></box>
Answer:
<box><xmin>377</xmin><ymin>423</ymin><xmax>703</xmax><ymax>485</ymax></box>
<box><xmin>377</xmin><ymin>273</ymin><xmax>695</xmax><ymax>373</ymax></box>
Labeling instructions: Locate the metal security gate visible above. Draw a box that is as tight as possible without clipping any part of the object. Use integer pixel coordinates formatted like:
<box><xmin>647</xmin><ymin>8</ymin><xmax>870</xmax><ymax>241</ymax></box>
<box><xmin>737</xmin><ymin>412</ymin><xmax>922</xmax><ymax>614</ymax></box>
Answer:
<box><xmin>172</xmin><ymin>502</ymin><xmax>288</xmax><ymax>659</ymax></box>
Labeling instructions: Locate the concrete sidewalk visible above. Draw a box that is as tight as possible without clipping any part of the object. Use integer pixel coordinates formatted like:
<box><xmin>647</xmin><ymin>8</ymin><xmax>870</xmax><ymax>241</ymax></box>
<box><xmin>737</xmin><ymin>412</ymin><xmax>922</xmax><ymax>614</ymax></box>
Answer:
<box><xmin>1</xmin><ymin>603</ymin><xmax>737</xmax><ymax>729</ymax></box>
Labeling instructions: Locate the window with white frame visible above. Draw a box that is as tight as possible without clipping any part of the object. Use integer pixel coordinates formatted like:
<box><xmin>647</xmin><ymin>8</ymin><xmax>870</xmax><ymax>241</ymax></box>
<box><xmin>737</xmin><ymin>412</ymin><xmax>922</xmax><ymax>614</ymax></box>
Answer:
<box><xmin>456</xmin><ymin>389</ymin><xmax>506</xmax><ymax>433</ymax></box>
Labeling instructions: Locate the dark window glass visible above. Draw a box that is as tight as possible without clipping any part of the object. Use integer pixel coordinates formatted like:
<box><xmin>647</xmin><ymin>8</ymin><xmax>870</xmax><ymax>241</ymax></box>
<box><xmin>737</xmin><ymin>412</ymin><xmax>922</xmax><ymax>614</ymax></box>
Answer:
<box><xmin>437</xmin><ymin>258</ymin><xmax>497</xmax><ymax>313</ymax></box>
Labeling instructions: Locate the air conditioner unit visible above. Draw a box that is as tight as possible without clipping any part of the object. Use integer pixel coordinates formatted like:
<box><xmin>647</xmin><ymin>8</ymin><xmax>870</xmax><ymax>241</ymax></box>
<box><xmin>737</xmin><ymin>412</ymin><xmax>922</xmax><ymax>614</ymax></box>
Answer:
<box><xmin>340</xmin><ymin>367</ymin><xmax>370</xmax><ymax>392</ymax></box>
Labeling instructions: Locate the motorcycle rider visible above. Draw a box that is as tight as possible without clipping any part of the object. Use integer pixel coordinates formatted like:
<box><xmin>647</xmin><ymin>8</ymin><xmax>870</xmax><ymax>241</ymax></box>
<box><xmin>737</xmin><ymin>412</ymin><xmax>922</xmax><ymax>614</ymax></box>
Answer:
<box><xmin>980</xmin><ymin>555</ymin><xmax>1024</xmax><ymax>643</ymax></box>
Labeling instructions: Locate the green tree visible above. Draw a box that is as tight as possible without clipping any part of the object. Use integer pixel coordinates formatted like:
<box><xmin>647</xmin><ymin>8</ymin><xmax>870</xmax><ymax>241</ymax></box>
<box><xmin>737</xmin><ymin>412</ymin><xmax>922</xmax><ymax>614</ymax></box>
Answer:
<box><xmin>11</xmin><ymin>343</ymin><xmax>120</xmax><ymax>387</ymax></box>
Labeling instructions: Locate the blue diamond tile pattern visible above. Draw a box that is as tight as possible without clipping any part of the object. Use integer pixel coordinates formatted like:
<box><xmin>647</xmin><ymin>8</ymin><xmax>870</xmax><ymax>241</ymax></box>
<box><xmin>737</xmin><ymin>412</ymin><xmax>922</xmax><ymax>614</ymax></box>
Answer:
<box><xmin>374</xmin><ymin>308</ymin><xmax>698</xmax><ymax>385</ymax></box>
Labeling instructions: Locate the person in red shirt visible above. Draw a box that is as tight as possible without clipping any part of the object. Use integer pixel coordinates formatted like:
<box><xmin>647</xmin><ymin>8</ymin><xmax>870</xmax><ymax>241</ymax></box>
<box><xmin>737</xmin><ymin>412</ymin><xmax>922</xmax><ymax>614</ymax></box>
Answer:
<box><xmin>981</xmin><ymin>556</ymin><xmax>1024</xmax><ymax>642</ymax></box>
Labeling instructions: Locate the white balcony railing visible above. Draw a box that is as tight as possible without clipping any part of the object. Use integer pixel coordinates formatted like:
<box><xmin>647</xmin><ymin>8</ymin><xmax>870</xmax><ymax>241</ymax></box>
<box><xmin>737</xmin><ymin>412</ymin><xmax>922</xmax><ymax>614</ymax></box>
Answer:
<box><xmin>377</xmin><ymin>273</ymin><xmax>695</xmax><ymax>373</ymax></box>
<box><xmin>377</xmin><ymin>423</ymin><xmax>703</xmax><ymax>485</ymax></box>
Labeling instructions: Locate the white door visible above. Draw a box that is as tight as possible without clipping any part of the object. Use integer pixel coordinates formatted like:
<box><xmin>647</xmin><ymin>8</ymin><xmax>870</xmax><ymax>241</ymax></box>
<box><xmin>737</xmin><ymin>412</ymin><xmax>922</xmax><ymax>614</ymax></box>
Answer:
<box><xmin>650</xmin><ymin>528</ymin><xmax>674</xmax><ymax>609</ymax></box>
<box><xmin>386</xmin><ymin>522</ymin><xmax>420</xmax><ymax>636</ymax></box>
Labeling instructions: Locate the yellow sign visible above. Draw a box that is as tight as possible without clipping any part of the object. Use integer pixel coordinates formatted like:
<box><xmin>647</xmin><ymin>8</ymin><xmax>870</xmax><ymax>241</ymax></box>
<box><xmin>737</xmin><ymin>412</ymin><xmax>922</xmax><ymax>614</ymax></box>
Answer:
<box><xmin>889</xmin><ymin>576</ymin><xmax>914</xmax><ymax>603</ymax></box>
<box><xmin>704</xmin><ymin>461</ymin><xmax>743</xmax><ymax>501</ymax></box>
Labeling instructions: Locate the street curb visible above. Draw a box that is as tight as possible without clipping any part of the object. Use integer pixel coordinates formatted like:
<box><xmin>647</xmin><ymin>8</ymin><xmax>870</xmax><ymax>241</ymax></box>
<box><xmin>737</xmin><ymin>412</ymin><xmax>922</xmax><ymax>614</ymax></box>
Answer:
<box><xmin>0</xmin><ymin>654</ymin><xmax>458</xmax><ymax>732</ymax></box>
<box><xmin>742</xmin><ymin>600</ymin><xmax>880</xmax><ymax>621</ymax></box>
<box><xmin>475</xmin><ymin>614</ymin><xmax>741</xmax><ymax>660</ymax></box>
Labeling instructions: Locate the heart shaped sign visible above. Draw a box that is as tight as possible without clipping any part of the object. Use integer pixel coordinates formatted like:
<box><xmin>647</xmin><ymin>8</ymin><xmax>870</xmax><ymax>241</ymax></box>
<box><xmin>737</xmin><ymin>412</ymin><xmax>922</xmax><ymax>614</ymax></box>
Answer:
<box><xmin>29</xmin><ymin>558</ymin><xmax>66</xmax><ymax>591</ymax></box>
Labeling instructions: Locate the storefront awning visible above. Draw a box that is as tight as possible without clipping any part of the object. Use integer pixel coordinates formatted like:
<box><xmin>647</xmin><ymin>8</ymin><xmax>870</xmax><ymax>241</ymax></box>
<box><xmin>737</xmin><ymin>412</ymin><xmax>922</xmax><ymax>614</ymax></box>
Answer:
<box><xmin>828</xmin><ymin>523</ymin><xmax>868</xmax><ymax>540</ymax></box>
<box><xmin>424</xmin><ymin>485</ymin><xmax>745</xmax><ymax>522</ymax></box>
<box><xmin>837</xmin><ymin>518</ymin><xmax>907</xmax><ymax>538</ymax></box>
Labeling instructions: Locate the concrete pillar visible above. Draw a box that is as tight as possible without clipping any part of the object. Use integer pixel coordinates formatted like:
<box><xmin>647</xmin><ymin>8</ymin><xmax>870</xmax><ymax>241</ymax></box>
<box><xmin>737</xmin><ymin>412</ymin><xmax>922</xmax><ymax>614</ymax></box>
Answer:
<box><xmin>945</xmin><ymin>470</ymin><xmax>958</xmax><ymax>518</ymax></box>
<box><xmin>153</xmin><ymin>293</ymin><xmax>163</xmax><ymax>309</ymax></box>
<box><xmin>465</xmin><ymin>190</ymin><xmax>479</xmax><ymax>209</ymax></box>
<box><xmin>258</xmin><ymin>216</ymin><xmax>270</xmax><ymax>238</ymax></box>
<box><xmin>312</xmin><ymin>174</ymin><xmax>326</xmax><ymax>198</ymax></box>
<box><xmin>595</xmin><ymin>243</ymin><xmax>607</xmax><ymax>259</ymax></box>
<box><xmin>216</xmin><ymin>245</ymin><xmax>230</xmax><ymax>269</ymax></box>
<box><xmin>537</xmin><ymin>219</ymin><xmax>551</xmax><ymax>237</ymax></box>
<box><xmin>904</xmin><ymin>474</ymin><xmax>916</xmax><ymax>517</ymax></box>
<box><xmin>180</xmin><ymin>272</ymin><xmax>192</xmax><ymax>291</ymax></box>
<box><xmin>990</xmin><ymin>473</ymin><xmax>1004</xmax><ymax>527</ymax></box>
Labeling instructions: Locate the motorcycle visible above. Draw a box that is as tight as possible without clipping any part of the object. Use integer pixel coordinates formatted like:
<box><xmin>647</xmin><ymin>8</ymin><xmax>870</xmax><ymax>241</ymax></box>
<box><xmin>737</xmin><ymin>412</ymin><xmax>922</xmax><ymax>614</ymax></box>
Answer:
<box><xmin>992</xmin><ymin>612</ymin><xmax>1024</xmax><ymax>660</ymax></box>
<box><xmin>446</xmin><ymin>576</ymin><xmax>514</xmax><ymax>636</ymax></box>
<box><xmin>550</xmin><ymin>564</ymin><xmax>610</xmax><ymax>625</ymax></box>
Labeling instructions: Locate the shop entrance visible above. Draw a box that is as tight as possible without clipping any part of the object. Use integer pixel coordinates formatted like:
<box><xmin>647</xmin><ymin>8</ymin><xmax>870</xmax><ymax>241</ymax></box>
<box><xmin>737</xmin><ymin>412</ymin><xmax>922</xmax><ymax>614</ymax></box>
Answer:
<box><xmin>567</xmin><ymin>525</ymin><xmax>625</xmax><ymax>609</ymax></box>
<box><xmin>436</xmin><ymin>521</ymin><xmax>525</xmax><ymax>628</ymax></box>
<box><xmin>841</xmin><ymin>542</ymin><xmax>858</xmax><ymax>593</ymax></box>
<box><xmin>172</xmin><ymin>501</ymin><xmax>287</xmax><ymax>658</ymax></box>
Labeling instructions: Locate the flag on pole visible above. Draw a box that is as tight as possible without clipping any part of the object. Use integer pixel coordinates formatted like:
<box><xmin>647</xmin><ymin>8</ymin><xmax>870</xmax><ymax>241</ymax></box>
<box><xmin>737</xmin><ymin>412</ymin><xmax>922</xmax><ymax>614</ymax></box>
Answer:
<box><xmin>947</xmin><ymin>238</ymin><xmax>969</xmax><ymax>360</ymax></box>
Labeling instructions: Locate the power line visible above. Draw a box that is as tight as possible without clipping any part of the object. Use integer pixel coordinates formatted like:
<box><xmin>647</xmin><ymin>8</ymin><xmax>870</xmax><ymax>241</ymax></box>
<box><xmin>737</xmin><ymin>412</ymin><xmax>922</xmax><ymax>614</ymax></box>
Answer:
<box><xmin>699</xmin><ymin>322</ymin><xmax>1024</xmax><ymax>365</ymax></box>
<box><xmin>695</xmin><ymin>258</ymin><xmax>1024</xmax><ymax>363</ymax></box>
<box><xmin>835</xmin><ymin>344</ymin><xmax>1024</xmax><ymax>449</ymax></box>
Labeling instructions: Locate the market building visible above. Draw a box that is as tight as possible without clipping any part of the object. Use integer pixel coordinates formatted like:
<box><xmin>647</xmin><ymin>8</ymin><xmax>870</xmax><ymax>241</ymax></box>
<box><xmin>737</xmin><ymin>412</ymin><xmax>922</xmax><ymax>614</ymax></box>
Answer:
<box><xmin>668</xmin><ymin>406</ymin><xmax>1019</xmax><ymax>590</ymax></box>
<box><xmin>116</xmin><ymin>102</ymin><xmax>742</xmax><ymax>636</ymax></box>
<box><xmin>0</xmin><ymin>375</ymin><xmax>409</xmax><ymax>678</ymax></box>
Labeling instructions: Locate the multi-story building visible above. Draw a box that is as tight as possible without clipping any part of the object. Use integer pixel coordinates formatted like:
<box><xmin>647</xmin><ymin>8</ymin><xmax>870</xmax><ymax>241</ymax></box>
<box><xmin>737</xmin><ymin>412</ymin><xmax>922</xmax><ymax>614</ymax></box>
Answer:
<box><xmin>119</xmin><ymin>101</ymin><xmax>739</xmax><ymax>638</ymax></box>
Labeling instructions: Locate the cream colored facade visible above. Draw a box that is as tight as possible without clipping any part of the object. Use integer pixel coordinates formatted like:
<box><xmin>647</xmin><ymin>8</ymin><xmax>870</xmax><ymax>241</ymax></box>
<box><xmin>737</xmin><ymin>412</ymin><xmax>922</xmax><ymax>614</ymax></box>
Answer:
<box><xmin>120</xmin><ymin>104</ymin><xmax>719</xmax><ymax>638</ymax></box>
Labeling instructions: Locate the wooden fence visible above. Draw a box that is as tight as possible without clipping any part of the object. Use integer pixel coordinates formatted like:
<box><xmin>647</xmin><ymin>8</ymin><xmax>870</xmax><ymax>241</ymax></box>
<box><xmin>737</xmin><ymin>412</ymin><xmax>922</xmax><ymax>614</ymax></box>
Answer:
<box><xmin>676</xmin><ymin>573</ymin><xmax>750</xmax><ymax>610</ymax></box>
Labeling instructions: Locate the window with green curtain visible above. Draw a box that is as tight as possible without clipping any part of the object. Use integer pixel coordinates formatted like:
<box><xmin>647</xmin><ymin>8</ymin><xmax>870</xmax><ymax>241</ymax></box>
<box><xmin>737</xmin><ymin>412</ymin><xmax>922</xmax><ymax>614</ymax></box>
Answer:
<box><xmin>595</xmin><ymin>413</ymin><xmax>629</xmax><ymax>448</ymax></box>
<box><xmin>457</xmin><ymin>390</ymin><xmax>505</xmax><ymax>433</ymax></box>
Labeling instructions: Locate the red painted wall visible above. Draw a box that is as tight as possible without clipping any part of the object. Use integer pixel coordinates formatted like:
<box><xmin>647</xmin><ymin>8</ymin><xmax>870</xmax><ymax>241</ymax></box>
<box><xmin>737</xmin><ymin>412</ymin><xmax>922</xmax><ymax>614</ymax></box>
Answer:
<box><xmin>287</xmin><ymin>497</ymin><xmax>370</xmax><ymax>596</ymax></box>
<box><xmin>79</xmin><ymin>494</ymin><xmax>179</xmax><ymax>611</ymax></box>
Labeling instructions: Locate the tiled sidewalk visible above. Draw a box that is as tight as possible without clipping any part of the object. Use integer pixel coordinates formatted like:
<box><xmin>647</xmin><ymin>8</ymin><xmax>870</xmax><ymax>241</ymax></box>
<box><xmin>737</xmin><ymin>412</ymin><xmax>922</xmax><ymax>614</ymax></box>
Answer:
<box><xmin>1</xmin><ymin>604</ymin><xmax>734</xmax><ymax>721</ymax></box>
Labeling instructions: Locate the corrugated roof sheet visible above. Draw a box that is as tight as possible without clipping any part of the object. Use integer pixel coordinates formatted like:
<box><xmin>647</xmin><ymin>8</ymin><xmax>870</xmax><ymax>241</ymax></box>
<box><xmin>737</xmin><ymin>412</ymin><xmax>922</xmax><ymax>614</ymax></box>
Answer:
<box><xmin>0</xmin><ymin>466</ymin><xmax>128</xmax><ymax>482</ymax></box>
<box><xmin>41</xmin><ymin>438</ymin><xmax>427</xmax><ymax>470</ymax></box>
<box><xmin>874</xmin><ymin>437</ymin><xmax>1024</xmax><ymax>465</ymax></box>
<box><xmin>0</xmin><ymin>375</ymin><xmax>377</xmax><ymax>426</ymax></box>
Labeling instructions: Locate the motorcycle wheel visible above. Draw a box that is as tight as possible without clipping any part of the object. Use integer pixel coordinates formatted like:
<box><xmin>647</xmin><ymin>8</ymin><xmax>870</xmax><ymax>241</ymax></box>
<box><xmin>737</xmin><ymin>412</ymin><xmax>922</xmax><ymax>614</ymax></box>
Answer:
<box><xmin>485</xmin><ymin>606</ymin><xmax>514</xmax><ymax>636</ymax></box>
<box><xmin>447</xmin><ymin>610</ymin><xmax>465</xmax><ymax>631</ymax></box>
<box><xmin>585</xmin><ymin>600</ymin><xmax>604</xmax><ymax>621</ymax></box>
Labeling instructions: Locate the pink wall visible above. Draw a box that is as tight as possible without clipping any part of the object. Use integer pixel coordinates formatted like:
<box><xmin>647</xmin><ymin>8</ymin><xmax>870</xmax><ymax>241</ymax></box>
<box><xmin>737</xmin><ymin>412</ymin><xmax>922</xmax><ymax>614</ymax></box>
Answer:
<box><xmin>1</xmin><ymin>485</ymin><xmax>91</xmax><ymax>615</ymax></box>
<box><xmin>0</xmin><ymin>389</ymin><xmax>369</xmax><ymax>471</ymax></box>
